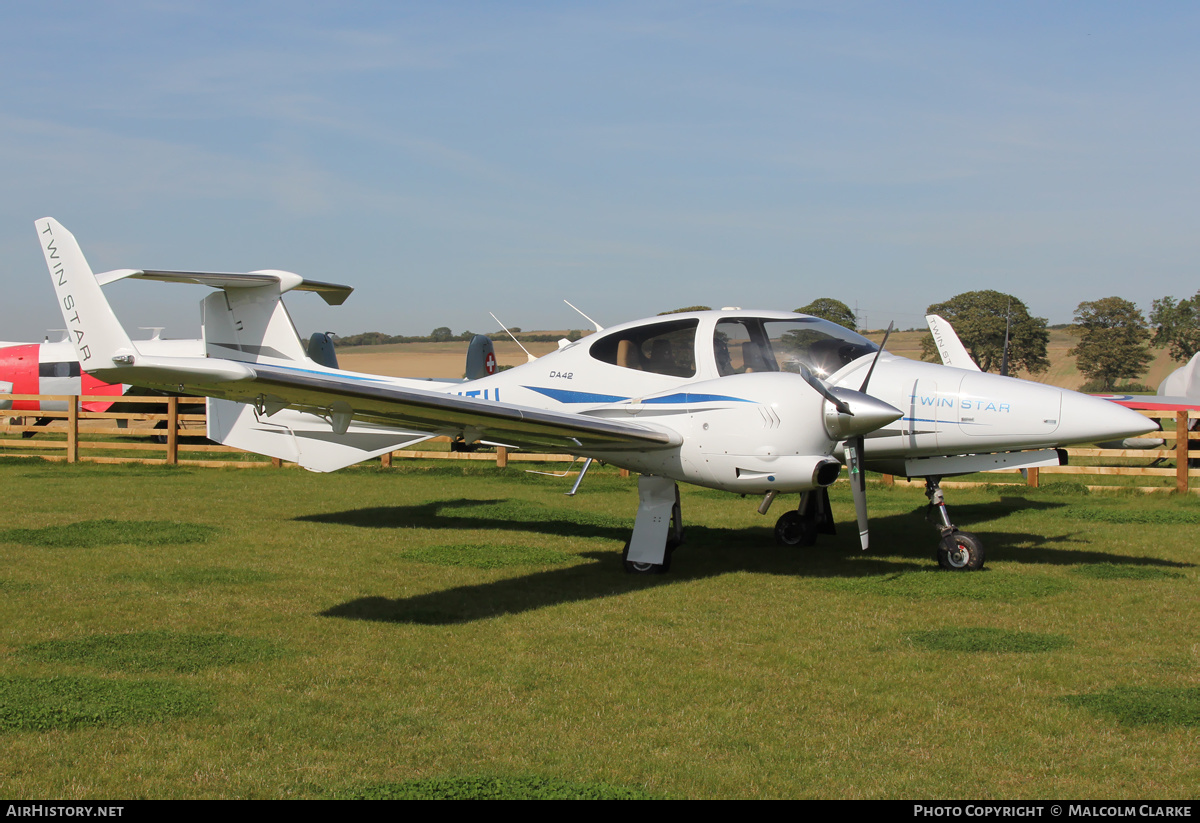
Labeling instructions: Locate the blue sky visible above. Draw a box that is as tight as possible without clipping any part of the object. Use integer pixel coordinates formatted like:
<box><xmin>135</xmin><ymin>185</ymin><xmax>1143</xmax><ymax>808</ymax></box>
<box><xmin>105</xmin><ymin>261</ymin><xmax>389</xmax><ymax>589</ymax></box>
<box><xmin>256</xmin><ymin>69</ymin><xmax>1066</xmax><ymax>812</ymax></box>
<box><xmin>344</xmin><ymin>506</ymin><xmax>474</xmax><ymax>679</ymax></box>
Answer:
<box><xmin>2</xmin><ymin>1</ymin><xmax>1198</xmax><ymax>342</ymax></box>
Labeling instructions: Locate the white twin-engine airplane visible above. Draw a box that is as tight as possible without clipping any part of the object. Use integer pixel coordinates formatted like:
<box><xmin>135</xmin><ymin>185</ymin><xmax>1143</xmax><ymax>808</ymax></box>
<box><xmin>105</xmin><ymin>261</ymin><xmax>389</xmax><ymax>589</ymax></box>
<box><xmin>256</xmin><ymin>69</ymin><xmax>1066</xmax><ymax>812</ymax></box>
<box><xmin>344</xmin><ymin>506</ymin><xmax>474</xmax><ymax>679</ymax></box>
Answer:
<box><xmin>37</xmin><ymin>217</ymin><xmax>1154</xmax><ymax>573</ymax></box>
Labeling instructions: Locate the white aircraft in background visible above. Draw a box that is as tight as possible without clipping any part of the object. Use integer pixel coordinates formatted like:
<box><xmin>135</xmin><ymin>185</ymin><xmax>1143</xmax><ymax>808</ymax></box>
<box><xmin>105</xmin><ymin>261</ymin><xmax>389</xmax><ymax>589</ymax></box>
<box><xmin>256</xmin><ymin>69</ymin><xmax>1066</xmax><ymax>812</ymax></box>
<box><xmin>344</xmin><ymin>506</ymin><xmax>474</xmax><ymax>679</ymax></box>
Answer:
<box><xmin>0</xmin><ymin>332</ymin><xmax>201</xmax><ymax>416</ymax></box>
<box><xmin>37</xmin><ymin>217</ymin><xmax>1154</xmax><ymax>573</ymax></box>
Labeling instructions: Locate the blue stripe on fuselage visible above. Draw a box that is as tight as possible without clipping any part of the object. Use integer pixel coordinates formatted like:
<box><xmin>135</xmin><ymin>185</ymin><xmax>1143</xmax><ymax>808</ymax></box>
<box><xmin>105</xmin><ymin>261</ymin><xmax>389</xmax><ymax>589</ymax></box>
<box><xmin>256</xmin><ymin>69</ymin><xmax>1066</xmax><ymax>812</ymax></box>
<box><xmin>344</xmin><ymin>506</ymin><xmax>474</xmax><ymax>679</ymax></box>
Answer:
<box><xmin>524</xmin><ymin>386</ymin><xmax>629</xmax><ymax>404</ymax></box>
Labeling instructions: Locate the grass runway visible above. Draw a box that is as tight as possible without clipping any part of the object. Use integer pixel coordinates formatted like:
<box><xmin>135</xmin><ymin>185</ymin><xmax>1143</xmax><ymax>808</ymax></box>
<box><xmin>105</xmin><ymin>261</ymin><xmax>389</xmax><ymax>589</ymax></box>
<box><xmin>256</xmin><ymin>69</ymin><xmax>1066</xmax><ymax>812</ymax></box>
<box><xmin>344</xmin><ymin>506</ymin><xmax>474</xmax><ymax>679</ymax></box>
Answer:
<box><xmin>0</xmin><ymin>458</ymin><xmax>1196</xmax><ymax>799</ymax></box>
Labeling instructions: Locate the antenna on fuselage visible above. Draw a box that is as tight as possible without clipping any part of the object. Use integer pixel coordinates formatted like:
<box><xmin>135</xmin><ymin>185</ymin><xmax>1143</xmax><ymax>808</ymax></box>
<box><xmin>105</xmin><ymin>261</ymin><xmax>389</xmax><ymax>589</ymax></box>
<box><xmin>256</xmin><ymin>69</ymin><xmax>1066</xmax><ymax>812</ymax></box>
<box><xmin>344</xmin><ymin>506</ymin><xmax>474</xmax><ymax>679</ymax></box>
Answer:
<box><xmin>489</xmin><ymin>312</ymin><xmax>536</xmax><ymax>363</ymax></box>
<box><xmin>563</xmin><ymin>300</ymin><xmax>604</xmax><ymax>332</ymax></box>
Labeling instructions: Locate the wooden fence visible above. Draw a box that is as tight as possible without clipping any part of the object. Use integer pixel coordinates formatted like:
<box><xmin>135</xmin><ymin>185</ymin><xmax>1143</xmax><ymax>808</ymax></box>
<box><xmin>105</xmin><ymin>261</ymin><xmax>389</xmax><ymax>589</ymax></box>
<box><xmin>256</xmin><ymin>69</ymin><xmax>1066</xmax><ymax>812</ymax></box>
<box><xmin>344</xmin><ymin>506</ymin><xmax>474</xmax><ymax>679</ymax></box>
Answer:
<box><xmin>2</xmin><ymin>395</ymin><xmax>1197</xmax><ymax>493</ymax></box>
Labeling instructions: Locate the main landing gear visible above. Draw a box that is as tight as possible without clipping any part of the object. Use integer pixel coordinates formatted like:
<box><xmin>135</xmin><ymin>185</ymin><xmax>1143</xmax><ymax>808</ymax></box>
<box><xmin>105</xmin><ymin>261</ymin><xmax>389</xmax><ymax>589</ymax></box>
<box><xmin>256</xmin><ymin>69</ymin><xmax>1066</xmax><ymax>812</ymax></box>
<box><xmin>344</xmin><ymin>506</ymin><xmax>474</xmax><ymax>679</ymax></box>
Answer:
<box><xmin>925</xmin><ymin>476</ymin><xmax>985</xmax><ymax>571</ymax></box>
<box><xmin>773</xmin><ymin>487</ymin><xmax>837</xmax><ymax>547</ymax></box>
<box><xmin>622</xmin><ymin>475</ymin><xmax>684</xmax><ymax>574</ymax></box>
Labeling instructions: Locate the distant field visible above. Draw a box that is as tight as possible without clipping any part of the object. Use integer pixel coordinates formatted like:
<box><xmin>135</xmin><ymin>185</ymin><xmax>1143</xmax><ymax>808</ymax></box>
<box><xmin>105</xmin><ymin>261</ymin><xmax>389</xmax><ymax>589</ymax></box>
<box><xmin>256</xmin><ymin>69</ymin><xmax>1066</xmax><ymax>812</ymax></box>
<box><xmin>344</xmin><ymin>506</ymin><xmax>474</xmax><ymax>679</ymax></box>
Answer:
<box><xmin>339</xmin><ymin>328</ymin><xmax>1181</xmax><ymax>390</ymax></box>
<box><xmin>339</xmin><ymin>340</ymin><xmax>562</xmax><ymax>378</ymax></box>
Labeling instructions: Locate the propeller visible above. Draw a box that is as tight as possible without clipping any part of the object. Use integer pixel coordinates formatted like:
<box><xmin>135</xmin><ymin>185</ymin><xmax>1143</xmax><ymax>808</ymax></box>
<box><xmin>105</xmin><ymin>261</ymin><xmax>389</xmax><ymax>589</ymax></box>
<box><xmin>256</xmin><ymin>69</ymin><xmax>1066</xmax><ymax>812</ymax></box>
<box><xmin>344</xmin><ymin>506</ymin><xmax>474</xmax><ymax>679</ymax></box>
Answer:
<box><xmin>843</xmin><ymin>322</ymin><xmax>894</xmax><ymax>550</ymax></box>
<box><xmin>797</xmin><ymin>323</ymin><xmax>900</xmax><ymax>550</ymax></box>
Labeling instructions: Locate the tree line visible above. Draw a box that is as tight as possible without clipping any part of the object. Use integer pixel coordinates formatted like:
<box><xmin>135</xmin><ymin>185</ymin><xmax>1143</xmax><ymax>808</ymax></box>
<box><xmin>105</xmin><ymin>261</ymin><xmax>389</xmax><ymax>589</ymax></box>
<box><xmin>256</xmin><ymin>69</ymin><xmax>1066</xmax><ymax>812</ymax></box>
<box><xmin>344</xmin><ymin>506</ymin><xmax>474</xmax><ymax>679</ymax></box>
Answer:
<box><xmin>906</xmin><ymin>289</ymin><xmax>1198</xmax><ymax>390</ymax></box>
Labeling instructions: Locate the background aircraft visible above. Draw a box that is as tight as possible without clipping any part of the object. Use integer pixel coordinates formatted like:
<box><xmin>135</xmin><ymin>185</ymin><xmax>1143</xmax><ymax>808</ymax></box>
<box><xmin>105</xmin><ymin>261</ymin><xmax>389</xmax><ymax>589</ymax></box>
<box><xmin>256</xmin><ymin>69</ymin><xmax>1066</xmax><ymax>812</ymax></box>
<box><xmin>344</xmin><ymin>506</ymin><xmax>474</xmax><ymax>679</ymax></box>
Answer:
<box><xmin>38</xmin><ymin>217</ymin><xmax>1154</xmax><ymax>574</ymax></box>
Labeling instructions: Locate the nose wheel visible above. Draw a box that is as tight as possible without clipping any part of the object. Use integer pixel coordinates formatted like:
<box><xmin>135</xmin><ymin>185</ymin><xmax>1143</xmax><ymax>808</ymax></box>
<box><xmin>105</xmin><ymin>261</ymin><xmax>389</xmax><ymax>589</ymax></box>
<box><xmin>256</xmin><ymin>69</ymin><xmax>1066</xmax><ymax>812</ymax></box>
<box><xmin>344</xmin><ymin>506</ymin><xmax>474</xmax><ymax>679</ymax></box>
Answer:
<box><xmin>925</xmin><ymin>477</ymin><xmax>985</xmax><ymax>571</ymax></box>
<box><xmin>937</xmin><ymin>530</ymin><xmax>984</xmax><ymax>570</ymax></box>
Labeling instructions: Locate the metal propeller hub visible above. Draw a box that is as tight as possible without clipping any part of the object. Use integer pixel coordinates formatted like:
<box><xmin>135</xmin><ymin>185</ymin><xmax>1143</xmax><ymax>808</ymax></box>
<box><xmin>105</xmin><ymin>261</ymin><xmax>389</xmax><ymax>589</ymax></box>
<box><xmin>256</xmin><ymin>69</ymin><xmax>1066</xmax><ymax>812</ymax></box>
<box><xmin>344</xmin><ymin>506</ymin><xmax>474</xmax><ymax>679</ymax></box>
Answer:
<box><xmin>822</xmin><ymin>387</ymin><xmax>903</xmax><ymax>441</ymax></box>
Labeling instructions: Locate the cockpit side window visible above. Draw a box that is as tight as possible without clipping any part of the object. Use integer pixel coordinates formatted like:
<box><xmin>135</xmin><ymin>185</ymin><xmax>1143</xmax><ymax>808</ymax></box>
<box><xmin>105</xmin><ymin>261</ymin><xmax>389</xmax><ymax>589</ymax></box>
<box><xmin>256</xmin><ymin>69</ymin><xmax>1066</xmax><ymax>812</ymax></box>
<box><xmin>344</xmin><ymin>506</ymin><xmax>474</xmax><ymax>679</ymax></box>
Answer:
<box><xmin>715</xmin><ymin>319</ymin><xmax>768</xmax><ymax>376</ymax></box>
<box><xmin>715</xmin><ymin>317</ymin><xmax>878</xmax><ymax>378</ymax></box>
<box><xmin>589</xmin><ymin>318</ymin><xmax>698</xmax><ymax>377</ymax></box>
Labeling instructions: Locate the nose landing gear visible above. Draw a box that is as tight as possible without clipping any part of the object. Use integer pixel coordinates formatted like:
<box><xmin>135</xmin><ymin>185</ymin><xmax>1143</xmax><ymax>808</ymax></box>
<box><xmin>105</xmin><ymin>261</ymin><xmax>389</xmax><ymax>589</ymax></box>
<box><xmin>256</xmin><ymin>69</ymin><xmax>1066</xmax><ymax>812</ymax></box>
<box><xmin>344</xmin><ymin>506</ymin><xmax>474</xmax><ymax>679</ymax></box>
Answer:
<box><xmin>925</xmin><ymin>477</ymin><xmax>985</xmax><ymax>571</ymax></box>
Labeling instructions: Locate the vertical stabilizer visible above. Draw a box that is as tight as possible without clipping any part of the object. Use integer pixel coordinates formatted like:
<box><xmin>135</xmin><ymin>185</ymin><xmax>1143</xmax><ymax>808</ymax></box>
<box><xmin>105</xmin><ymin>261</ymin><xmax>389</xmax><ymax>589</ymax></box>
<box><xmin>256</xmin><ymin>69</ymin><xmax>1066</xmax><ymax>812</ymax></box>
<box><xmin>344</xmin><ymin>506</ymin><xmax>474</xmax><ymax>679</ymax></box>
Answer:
<box><xmin>36</xmin><ymin>218</ymin><xmax>135</xmax><ymax>374</ymax></box>
<box><xmin>925</xmin><ymin>315</ymin><xmax>981</xmax><ymax>372</ymax></box>
<box><xmin>201</xmin><ymin>284</ymin><xmax>309</xmax><ymax>363</ymax></box>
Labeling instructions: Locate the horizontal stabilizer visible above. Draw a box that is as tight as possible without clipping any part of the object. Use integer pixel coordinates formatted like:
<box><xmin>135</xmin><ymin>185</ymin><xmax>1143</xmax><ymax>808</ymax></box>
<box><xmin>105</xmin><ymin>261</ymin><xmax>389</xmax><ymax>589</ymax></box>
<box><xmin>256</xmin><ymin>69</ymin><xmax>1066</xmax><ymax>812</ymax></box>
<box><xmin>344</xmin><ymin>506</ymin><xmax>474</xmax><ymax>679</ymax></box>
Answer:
<box><xmin>95</xmin><ymin>268</ymin><xmax>353</xmax><ymax>305</ymax></box>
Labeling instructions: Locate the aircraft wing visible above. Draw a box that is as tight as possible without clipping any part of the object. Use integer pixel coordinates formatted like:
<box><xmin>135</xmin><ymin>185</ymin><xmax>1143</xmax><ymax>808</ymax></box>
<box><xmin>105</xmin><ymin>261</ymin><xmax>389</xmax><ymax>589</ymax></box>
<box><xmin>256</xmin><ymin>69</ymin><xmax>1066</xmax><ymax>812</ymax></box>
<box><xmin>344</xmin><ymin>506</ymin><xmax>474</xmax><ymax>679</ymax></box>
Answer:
<box><xmin>235</xmin><ymin>362</ymin><xmax>680</xmax><ymax>452</ymax></box>
<box><xmin>73</xmin><ymin>354</ymin><xmax>681</xmax><ymax>454</ymax></box>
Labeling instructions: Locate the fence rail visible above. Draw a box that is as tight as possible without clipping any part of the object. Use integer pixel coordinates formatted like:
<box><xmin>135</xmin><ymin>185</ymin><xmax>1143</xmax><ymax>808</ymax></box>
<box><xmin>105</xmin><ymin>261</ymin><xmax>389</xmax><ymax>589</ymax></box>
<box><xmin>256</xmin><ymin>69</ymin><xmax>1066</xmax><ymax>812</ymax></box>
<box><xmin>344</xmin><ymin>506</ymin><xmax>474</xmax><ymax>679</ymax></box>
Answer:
<box><xmin>2</xmin><ymin>395</ymin><xmax>1197</xmax><ymax>492</ymax></box>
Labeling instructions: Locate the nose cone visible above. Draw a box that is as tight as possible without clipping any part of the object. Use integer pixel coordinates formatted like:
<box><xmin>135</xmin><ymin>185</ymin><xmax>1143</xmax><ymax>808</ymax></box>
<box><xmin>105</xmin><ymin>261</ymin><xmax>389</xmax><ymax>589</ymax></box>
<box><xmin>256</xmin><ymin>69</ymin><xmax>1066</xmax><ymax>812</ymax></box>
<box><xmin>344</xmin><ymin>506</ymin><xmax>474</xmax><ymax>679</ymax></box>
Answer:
<box><xmin>1058</xmin><ymin>390</ymin><xmax>1158</xmax><ymax>444</ymax></box>
<box><xmin>825</xmin><ymin>387</ymin><xmax>904</xmax><ymax>440</ymax></box>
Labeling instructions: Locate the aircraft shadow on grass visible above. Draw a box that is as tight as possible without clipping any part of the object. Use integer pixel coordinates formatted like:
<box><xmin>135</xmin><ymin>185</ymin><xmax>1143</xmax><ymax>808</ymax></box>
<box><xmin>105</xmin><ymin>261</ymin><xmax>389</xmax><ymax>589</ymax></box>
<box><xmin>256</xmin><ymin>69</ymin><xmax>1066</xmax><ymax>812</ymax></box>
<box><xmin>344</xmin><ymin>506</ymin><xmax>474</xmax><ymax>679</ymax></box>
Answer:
<box><xmin>310</xmin><ymin>496</ymin><xmax>1192</xmax><ymax>626</ymax></box>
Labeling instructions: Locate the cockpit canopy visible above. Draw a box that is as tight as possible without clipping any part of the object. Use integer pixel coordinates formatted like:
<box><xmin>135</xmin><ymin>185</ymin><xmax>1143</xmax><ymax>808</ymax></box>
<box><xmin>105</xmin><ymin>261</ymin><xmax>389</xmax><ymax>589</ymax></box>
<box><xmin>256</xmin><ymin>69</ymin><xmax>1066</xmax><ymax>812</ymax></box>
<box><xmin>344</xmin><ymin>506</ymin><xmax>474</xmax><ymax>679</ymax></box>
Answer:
<box><xmin>587</xmin><ymin>313</ymin><xmax>878</xmax><ymax>380</ymax></box>
<box><xmin>714</xmin><ymin>317</ymin><xmax>877</xmax><ymax>378</ymax></box>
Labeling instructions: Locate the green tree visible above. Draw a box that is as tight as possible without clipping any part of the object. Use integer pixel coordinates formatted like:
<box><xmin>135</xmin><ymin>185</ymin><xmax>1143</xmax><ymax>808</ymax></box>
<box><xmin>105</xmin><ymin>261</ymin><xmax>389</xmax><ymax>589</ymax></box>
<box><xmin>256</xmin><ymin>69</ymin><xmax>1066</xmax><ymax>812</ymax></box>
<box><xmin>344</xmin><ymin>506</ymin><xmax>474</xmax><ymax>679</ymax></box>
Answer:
<box><xmin>1149</xmin><ymin>290</ymin><xmax>1200</xmax><ymax>363</ymax></box>
<box><xmin>919</xmin><ymin>290</ymin><xmax>1049</xmax><ymax>374</ymax></box>
<box><xmin>1069</xmin><ymin>297</ymin><xmax>1153</xmax><ymax>390</ymax></box>
<box><xmin>429</xmin><ymin>326</ymin><xmax>454</xmax><ymax>342</ymax></box>
<box><xmin>658</xmin><ymin>306</ymin><xmax>711</xmax><ymax>315</ymax></box>
<box><xmin>794</xmin><ymin>298</ymin><xmax>856</xmax><ymax>330</ymax></box>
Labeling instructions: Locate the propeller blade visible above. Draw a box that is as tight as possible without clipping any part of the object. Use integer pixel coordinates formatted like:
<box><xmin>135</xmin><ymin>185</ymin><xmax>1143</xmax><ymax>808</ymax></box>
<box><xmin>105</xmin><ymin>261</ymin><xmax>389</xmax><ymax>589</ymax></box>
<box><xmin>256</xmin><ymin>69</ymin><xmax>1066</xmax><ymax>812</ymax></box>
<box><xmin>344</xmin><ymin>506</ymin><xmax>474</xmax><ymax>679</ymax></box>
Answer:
<box><xmin>844</xmin><ymin>435</ymin><xmax>870</xmax><ymax>550</ymax></box>
<box><xmin>859</xmin><ymin>321</ymin><xmax>894</xmax><ymax>393</ymax></box>
<box><xmin>797</xmin><ymin>363</ymin><xmax>853</xmax><ymax>415</ymax></box>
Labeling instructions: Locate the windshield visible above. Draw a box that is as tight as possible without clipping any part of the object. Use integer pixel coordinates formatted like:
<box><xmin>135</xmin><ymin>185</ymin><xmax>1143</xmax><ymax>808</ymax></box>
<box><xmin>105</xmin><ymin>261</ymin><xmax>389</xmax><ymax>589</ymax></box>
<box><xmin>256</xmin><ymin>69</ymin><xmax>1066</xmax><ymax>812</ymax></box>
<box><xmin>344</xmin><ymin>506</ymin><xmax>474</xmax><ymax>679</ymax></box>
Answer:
<box><xmin>714</xmin><ymin>318</ymin><xmax>878</xmax><ymax>378</ymax></box>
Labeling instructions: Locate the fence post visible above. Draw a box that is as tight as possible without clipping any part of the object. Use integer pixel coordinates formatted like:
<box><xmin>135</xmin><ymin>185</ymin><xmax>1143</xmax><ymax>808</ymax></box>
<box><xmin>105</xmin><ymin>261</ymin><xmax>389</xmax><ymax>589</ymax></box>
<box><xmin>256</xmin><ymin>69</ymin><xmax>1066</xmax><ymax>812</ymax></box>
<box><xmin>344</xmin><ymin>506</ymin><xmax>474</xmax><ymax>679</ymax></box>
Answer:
<box><xmin>166</xmin><ymin>396</ymin><xmax>179</xmax><ymax>465</ymax></box>
<box><xmin>1026</xmin><ymin>467</ymin><xmax>1039</xmax><ymax>488</ymax></box>
<box><xmin>496</xmin><ymin>446</ymin><xmax>508</xmax><ymax>468</ymax></box>
<box><xmin>381</xmin><ymin>451</ymin><xmax>392</xmax><ymax>468</ymax></box>
<box><xmin>881</xmin><ymin>473</ymin><xmax>894</xmax><ymax>486</ymax></box>
<box><xmin>66</xmin><ymin>398</ymin><xmax>78</xmax><ymax>463</ymax></box>
<box><xmin>1177</xmin><ymin>411</ymin><xmax>1189</xmax><ymax>494</ymax></box>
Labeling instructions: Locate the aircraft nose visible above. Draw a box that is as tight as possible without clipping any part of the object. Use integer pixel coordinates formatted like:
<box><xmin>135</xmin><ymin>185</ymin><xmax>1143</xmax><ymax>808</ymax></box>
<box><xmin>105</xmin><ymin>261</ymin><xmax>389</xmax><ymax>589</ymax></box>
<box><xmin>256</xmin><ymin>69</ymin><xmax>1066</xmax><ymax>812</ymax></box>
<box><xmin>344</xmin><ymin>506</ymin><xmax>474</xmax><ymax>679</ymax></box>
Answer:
<box><xmin>1057</xmin><ymin>390</ymin><xmax>1158</xmax><ymax>444</ymax></box>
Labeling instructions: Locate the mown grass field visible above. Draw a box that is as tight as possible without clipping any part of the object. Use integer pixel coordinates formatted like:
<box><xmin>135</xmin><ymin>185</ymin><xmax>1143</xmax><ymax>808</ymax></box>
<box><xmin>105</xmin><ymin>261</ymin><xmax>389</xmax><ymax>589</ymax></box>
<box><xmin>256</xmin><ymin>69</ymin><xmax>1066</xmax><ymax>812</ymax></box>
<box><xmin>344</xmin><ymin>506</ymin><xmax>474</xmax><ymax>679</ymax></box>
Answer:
<box><xmin>0</xmin><ymin>458</ymin><xmax>1196</xmax><ymax>799</ymax></box>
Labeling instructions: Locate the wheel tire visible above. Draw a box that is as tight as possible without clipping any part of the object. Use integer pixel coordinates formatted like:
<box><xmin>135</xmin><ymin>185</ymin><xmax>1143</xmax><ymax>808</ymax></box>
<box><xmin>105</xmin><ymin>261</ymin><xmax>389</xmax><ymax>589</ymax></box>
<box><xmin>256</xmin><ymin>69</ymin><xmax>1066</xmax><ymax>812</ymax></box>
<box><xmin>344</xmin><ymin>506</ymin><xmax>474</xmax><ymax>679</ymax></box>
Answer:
<box><xmin>774</xmin><ymin>511</ymin><xmax>818</xmax><ymax>547</ymax></box>
<box><xmin>621</xmin><ymin>540</ymin><xmax>670</xmax><ymax>574</ymax></box>
<box><xmin>937</xmin><ymin>531</ymin><xmax>985</xmax><ymax>571</ymax></box>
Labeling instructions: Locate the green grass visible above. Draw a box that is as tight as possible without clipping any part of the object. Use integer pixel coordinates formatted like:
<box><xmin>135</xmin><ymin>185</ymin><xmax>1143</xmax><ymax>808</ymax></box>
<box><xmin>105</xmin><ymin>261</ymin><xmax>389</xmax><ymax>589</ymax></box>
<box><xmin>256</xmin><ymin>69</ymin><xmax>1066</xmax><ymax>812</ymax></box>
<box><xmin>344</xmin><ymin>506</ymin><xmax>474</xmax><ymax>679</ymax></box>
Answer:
<box><xmin>905</xmin><ymin>628</ymin><xmax>1073</xmax><ymax>653</ymax></box>
<box><xmin>1071</xmin><ymin>564</ymin><xmax>1186</xmax><ymax>581</ymax></box>
<box><xmin>0</xmin><ymin>461</ymin><xmax>1196</xmax><ymax>799</ymax></box>
<box><xmin>1064</xmin><ymin>688</ymin><xmax>1200</xmax><ymax>727</ymax></box>
<box><xmin>0</xmin><ymin>676</ymin><xmax>212</xmax><ymax>733</ymax></box>
<box><xmin>331</xmin><ymin>775</ymin><xmax>663</xmax><ymax>799</ymax></box>
<box><xmin>0</xmin><ymin>519</ymin><xmax>218</xmax><ymax>548</ymax></box>
<box><xmin>17</xmin><ymin>631</ymin><xmax>289</xmax><ymax>674</ymax></box>
<box><xmin>110</xmin><ymin>567</ymin><xmax>281</xmax><ymax>586</ymax></box>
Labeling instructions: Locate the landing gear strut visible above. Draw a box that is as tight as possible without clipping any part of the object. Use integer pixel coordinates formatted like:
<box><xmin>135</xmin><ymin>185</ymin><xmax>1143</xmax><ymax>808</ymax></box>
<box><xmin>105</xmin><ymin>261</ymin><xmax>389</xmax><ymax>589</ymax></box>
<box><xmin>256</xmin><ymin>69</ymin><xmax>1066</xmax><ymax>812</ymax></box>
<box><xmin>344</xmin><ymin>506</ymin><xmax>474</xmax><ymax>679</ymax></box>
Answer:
<box><xmin>773</xmin><ymin>487</ymin><xmax>837</xmax><ymax>547</ymax></box>
<box><xmin>622</xmin><ymin>476</ymin><xmax>683</xmax><ymax>574</ymax></box>
<box><xmin>925</xmin><ymin>477</ymin><xmax>985</xmax><ymax>570</ymax></box>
